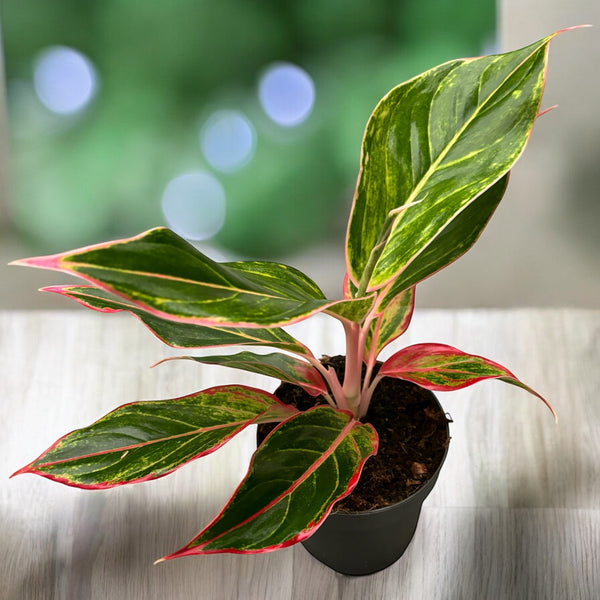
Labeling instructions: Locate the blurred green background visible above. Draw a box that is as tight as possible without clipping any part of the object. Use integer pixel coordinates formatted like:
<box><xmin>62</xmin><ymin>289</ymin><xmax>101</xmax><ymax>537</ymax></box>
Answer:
<box><xmin>1</xmin><ymin>0</ymin><xmax>495</xmax><ymax>260</ymax></box>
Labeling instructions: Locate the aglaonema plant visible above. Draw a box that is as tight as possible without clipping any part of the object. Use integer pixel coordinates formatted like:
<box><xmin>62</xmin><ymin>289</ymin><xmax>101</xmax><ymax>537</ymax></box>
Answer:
<box><xmin>11</xmin><ymin>31</ymin><xmax>565</xmax><ymax>562</ymax></box>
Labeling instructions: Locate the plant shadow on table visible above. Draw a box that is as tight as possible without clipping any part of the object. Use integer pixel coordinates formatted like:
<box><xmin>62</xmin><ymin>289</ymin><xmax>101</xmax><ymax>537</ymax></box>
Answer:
<box><xmin>443</xmin><ymin>432</ymin><xmax>599</xmax><ymax>599</ymax></box>
<box><xmin>10</xmin><ymin>492</ymin><xmax>291</xmax><ymax>600</ymax></box>
<box><xmin>8</xmin><ymin>430</ymin><xmax>597</xmax><ymax>599</ymax></box>
<box><xmin>9</xmin><ymin>495</ymin><xmax>108</xmax><ymax>600</ymax></box>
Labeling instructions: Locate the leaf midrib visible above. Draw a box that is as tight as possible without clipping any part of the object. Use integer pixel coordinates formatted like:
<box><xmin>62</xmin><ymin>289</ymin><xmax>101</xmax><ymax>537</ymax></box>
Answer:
<box><xmin>195</xmin><ymin>416</ymin><xmax>356</xmax><ymax>548</ymax></box>
<box><xmin>36</xmin><ymin>417</ymin><xmax>255</xmax><ymax>468</ymax></box>
<box><xmin>371</xmin><ymin>42</ymin><xmax>545</xmax><ymax>286</ymax></box>
<box><xmin>68</xmin><ymin>262</ymin><xmax>295</xmax><ymax>301</ymax></box>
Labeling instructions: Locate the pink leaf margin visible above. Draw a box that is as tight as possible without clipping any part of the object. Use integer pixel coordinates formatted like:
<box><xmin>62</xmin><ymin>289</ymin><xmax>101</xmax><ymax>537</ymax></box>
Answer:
<box><xmin>343</xmin><ymin>26</ymin><xmax>589</xmax><ymax>291</ymax></box>
<box><xmin>10</xmin><ymin>385</ymin><xmax>298</xmax><ymax>490</ymax></box>
<box><xmin>380</xmin><ymin>343</ymin><xmax>556</xmax><ymax>420</ymax></box>
<box><xmin>156</xmin><ymin>408</ymin><xmax>378</xmax><ymax>560</ymax></box>
<box><xmin>43</xmin><ymin>285</ymin><xmax>123</xmax><ymax>313</ymax></box>
<box><xmin>11</xmin><ymin>231</ymin><xmax>372</xmax><ymax>329</ymax></box>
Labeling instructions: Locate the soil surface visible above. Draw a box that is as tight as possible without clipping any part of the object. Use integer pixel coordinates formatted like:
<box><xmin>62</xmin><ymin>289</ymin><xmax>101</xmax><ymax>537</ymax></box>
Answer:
<box><xmin>257</xmin><ymin>355</ymin><xmax>451</xmax><ymax>512</ymax></box>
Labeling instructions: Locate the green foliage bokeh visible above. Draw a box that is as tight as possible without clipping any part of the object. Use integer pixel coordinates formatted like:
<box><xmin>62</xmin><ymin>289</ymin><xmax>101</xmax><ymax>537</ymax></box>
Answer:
<box><xmin>2</xmin><ymin>0</ymin><xmax>494</xmax><ymax>256</ymax></box>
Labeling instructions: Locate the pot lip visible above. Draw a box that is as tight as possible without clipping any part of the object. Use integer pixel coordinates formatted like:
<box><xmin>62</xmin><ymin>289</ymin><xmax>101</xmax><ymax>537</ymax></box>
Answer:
<box><xmin>330</xmin><ymin>391</ymin><xmax>451</xmax><ymax>518</ymax></box>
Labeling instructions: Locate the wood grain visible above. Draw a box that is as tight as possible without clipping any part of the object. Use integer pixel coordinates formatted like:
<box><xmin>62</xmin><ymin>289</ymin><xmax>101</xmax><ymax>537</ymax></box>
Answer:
<box><xmin>2</xmin><ymin>309</ymin><xmax>599</xmax><ymax>599</ymax></box>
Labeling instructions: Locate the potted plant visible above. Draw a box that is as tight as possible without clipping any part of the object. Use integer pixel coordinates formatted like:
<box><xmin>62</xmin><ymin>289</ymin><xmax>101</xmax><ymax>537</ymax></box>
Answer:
<box><xmin>11</xmin><ymin>31</ymin><xmax>566</xmax><ymax>576</ymax></box>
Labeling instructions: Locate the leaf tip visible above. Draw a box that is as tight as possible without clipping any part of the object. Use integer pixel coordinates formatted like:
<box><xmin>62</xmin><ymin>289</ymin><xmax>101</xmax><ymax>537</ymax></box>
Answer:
<box><xmin>537</xmin><ymin>105</ymin><xmax>558</xmax><ymax>118</ymax></box>
<box><xmin>154</xmin><ymin>546</ymin><xmax>194</xmax><ymax>563</ymax></box>
<box><xmin>40</xmin><ymin>285</ymin><xmax>126</xmax><ymax>314</ymax></box>
<box><xmin>529</xmin><ymin>386</ymin><xmax>557</xmax><ymax>423</ymax></box>
<box><xmin>557</xmin><ymin>24</ymin><xmax>593</xmax><ymax>33</ymax></box>
<box><xmin>9</xmin><ymin>254</ymin><xmax>63</xmax><ymax>271</ymax></box>
<box><xmin>9</xmin><ymin>465</ymin><xmax>31</xmax><ymax>479</ymax></box>
<box><xmin>549</xmin><ymin>403</ymin><xmax>558</xmax><ymax>424</ymax></box>
<box><xmin>546</xmin><ymin>24</ymin><xmax>593</xmax><ymax>44</ymax></box>
<box><xmin>40</xmin><ymin>285</ymin><xmax>72</xmax><ymax>297</ymax></box>
<box><xmin>544</xmin><ymin>24</ymin><xmax>593</xmax><ymax>48</ymax></box>
<box><xmin>150</xmin><ymin>356</ymin><xmax>186</xmax><ymax>369</ymax></box>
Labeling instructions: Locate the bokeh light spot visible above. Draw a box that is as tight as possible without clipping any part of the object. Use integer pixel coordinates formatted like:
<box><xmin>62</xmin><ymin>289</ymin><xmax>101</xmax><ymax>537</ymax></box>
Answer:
<box><xmin>200</xmin><ymin>110</ymin><xmax>256</xmax><ymax>173</ymax></box>
<box><xmin>33</xmin><ymin>46</ymin><xmax>98</xmax><ymax>115</ymax></box>
<box><xmin>161</xmin><ymin>172</ymin><xmax>226</xmax><ymax>241</ymax></box>
<box><xmin>258</xmin><ymin>63</ymin><xmax>315</xmax><ymax>127</ymax></box>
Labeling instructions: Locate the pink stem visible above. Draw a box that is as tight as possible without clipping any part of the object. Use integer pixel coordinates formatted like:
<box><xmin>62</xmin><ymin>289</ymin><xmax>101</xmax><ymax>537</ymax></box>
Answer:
<box><xmin>359</xmin><ymin>374</ymin><xmax>383</xmax><ymax>418</ymax></box>
<box><xmin>341</xmin><ymin>321</ymin><xmax>363</xmax><ymax>416</ymax></box>
<box><xmin>357</xmin><ymin>314</ymin><xmax>380</xmax><ymax>417</ymax></box>
<box><xmin>327</xmin><ymin>367</ymin><xmax>349</xmax><ymax>411</ymax></box>
<box><xmin>303</xmin><ymin>355</ymin><xmax>339</xmax><ymax>409</ymax></box>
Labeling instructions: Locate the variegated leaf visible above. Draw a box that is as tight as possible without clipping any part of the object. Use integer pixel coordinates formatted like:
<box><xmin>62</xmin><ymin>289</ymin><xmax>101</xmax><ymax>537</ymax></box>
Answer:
<box><xmin>325</xmin><ymin>293</ymin><xmax>377</xmax><ymax>322</ymax></box>
<box><xmin>342</xmin><ymin>273</ymin><xmax>357</xmax><ymax>299</ymax></box>
<box><xmin>44</xmin><ymin>285</ymin><xmax>311</xmax><ymax>354</ymax></box>
<box><xmin>12</xmin><ymin>386</ymin><xmax>298</xmax><ymax>488</ymax></box>
<box><xmin>380</xmin><ymin>343</ymin><xmax>555</xmax><ymax>417</ymax></box>
<box><xmin>366</xmin><ymin>286</ymin><xmax>415</xmax><ymax>356</ymax></box>
<box><xmin>376</xmin><ymin>174</ymin><xmax>508</xmax><ymax>296</ymax></box>
<box><xmin>162</xmin><ymin>351</ymin><xmax>327</xmax><ymax>397</ymax></box>
<box><xmin>347</xmin><ymin>34</ymin><xmax>556</xmax><ymax>293</ymax></box>
<box><xmin>12</xmin><ymin>228</ymin><xmax>373</xmax><ymax>327</ymax></box>
<box><xmin>159</xmin><ymin>406</ymin><xmax>378</xmax><ymax>557</ymax></box>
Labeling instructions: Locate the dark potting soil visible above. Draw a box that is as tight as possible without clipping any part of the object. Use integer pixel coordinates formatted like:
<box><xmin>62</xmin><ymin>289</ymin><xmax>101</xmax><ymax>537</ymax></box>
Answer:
<box><xmin>257</xmin><ymin>355</ymin><xmax>451</xmax><ymax>513</ymax></box>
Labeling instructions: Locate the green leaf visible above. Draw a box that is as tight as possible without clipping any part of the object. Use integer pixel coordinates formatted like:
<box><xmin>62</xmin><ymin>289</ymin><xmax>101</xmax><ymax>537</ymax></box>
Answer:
<box><xmin>44</xmin><ymin>285</ymin><xmax>311</xmax><ymax>355</ymax></box>
<box><xmin>366</xmin><ymin>286</ymin><xmax>415</xmax><ymax>356</ymax></box>
<box><xmin>12</xmin><ymin>386</ymin><xmax>298</xmax><ymax>488</ymax></box>
<box><xmin>347</xmin><ymin>34</ymin><xmax>555</xmax><ymax>292</ymax></box>
<box><xmin>324</xmin><ymin>293</ymin><xmax>377</xmax><ymax>322</ymax></box>
<box><xmin>159</xmin><ymin>406</ymin><xmax>378</xmax><ymax>557</ymax></box>
<box><xmin>380</xmin><ymin>343</ymin><xmax>555</xmax><ymax>418</ymax></box>
<box><xmin>379</xmin><ymin>174</ymin><xmax>508</xmax><ymax>295</ymax></box>
<box><xmin>163</xmin><ymin>351</ymin><xmax>327</xmax><ymax>397</ymax></box>
<box><xmin>14</xmin><ymin>228</ymin><xmax>373</xmax><ymax>327</ymax></box>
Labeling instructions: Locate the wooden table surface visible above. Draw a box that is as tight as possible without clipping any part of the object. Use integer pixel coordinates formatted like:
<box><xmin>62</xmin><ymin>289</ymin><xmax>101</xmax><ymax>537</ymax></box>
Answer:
<box><xmin>2</xmin><ymin>309</ymin><xmax>599</xmax><ymax>599</ymax></box>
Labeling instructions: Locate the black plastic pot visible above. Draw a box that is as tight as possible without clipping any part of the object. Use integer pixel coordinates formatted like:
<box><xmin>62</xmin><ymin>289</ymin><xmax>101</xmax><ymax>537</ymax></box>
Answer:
<box><xmin>301</xmin><ymin>394</ymin><xmax>450</xmax><ymax>576</ymax></box>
